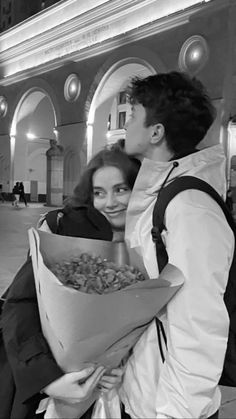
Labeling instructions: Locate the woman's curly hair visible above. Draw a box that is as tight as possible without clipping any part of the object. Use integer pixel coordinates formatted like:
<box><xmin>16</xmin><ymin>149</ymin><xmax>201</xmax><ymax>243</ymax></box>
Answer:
<box><xmin>65</xmin><ymin>142</ymin><xmax>140</xmax><ymax>208</ymax></box>
<box><xmin>127</xmin><ymin>71</ymin><xmax>216</xmax><ymax>155</ymax></box>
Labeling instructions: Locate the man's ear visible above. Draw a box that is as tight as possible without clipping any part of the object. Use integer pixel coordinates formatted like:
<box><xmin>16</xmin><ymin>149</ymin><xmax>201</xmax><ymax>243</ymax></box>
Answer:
<box><xmin>150</xmin><ymin>123</ymin><xmax>165</xmax><ymax>144</ymax></box>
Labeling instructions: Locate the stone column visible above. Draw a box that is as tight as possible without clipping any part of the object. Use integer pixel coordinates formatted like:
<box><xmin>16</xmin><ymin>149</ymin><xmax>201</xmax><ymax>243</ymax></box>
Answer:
<box><xmin>56</xmin><ymin>122</ymin><xmax>87</xmax><ymax>196</ymax></box>
<box><xmin>0</xmin><ymin>134</ymin><xmax>11</xmax><ymax>192</ymax></box>
<box><xmin>46</xmin><ymin>140</ymin><xmax>64</xmax><ymax>206</ymax></box>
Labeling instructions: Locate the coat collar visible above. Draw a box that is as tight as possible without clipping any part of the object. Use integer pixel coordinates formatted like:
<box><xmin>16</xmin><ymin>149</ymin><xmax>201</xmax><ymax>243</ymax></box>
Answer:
<box><xmin>125</xmin><ymin>144</ymin><xmax>227</xmax><ymax>254</ymax></box>
<box><xmin>130</xmin><ymin>144</ymin><xmax>226</xmax><ymax>199</ymax></box>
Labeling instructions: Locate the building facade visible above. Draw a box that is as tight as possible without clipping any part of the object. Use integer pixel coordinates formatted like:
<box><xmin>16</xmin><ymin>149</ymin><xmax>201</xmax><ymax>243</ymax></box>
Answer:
<box><xmin>0</xmin><ymin>0</ymin><xmax>236</xmax><ymax>205</ymax></box>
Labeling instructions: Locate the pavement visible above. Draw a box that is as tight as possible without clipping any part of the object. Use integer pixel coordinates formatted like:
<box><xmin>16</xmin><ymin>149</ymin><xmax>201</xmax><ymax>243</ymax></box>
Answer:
<box><xmin>0</xmin><ymin>201</ymin><xmax>236</xmax><ymax>418</ymax></box>
<box><xmin>0</xmin><ymin>201</ymin><xmax>53</xmax><ymax>294</ymax></box>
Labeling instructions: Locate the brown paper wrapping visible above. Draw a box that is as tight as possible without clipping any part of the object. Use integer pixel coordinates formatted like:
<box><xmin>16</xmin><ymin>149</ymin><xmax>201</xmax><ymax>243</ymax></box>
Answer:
<box><xmin>28</xmin><ymin>228</ymin><xmax>184</xmax><ymax>418</ymax></box>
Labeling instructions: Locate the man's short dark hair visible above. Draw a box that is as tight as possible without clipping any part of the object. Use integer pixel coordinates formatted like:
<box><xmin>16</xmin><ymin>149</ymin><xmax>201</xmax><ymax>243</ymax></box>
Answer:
<box><xmin>127</xmin><ymin>71</ymin><xmax>216</xmax><ymax>156</ymax></box>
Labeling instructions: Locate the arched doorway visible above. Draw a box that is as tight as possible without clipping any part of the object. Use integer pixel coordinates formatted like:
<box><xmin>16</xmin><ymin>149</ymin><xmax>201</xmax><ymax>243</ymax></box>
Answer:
<box><xmin>10</xmin><ymin>89</ymin><xmax>57</xmax><ymax>202</ymax></box>
<box><xmin>86</xmin><ymin>57</ymin><xmax>158</xmax><ymax>161</ymax></box>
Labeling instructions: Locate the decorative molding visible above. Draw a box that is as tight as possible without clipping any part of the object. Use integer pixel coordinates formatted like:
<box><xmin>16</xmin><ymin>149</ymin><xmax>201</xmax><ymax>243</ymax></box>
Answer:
<box><xmin>0</xmin><ymin>0</ymin><xmax>214</xmax><ymax>86</ymax></box>
<box><xmin>64</xmin><ymin>73</ymin><xmax>81</xmax><ymax>102</ymax></box>
<box><xmin>0</xmin><ymin>96</ymin><xmax>8</xmax><ymax>117</ymax></box>
<box><xmin>178</xmin><ymin>35</ymin><xmax>209</xmax><ymax>74</ymax></box>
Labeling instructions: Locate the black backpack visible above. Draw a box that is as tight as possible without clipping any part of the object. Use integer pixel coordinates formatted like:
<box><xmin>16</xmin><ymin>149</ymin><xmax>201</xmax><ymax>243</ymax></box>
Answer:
<box><xmin>151</xmin><ymin>175</ymin><xmax>236</xmax><ymax>387</ymax></box>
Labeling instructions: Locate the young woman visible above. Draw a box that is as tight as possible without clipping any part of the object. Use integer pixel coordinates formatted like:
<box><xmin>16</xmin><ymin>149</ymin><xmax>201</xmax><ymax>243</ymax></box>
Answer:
<box><xmin>1</xmin><ymin>144</ymin><xmax>140</xmax><ymax>419</ymax></box>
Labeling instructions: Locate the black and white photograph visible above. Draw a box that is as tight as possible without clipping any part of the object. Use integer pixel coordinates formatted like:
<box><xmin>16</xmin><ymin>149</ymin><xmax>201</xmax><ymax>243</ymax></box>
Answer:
<box><xmin>0</xmin><ymin>1</ymin><xmax>236</xmax><ymax>418</ymax></box>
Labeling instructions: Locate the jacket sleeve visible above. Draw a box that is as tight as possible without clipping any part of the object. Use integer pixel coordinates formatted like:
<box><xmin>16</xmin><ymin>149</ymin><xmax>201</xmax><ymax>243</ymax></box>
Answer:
<box><xmin>2</xmin><ymin>256</ymin><xmax>63</xmax><ymax>404</ymax></box>
<box><xmin>155</xmin><ymin>190</ymin><xmax>234</xmax><ymax>418</ymax></box>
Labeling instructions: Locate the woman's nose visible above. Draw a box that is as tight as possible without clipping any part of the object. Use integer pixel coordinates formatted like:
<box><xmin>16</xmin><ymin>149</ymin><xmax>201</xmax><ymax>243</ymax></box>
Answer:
<box><xmin>105</xmin><ymin>192</ymin><xmax>117</xmax><ymax>207</ymax></box>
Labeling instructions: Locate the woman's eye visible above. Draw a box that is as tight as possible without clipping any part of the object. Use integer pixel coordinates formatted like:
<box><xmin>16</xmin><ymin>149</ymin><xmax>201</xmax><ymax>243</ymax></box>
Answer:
<box><xmin>115</xmin><ymin>186</ymin><xmax>130</xmax><ymax>194</ymax></box>
<box><xmin>93</xmin><ymin>190</ymin><xmax>106</xmax><ymax>198</ymax></box>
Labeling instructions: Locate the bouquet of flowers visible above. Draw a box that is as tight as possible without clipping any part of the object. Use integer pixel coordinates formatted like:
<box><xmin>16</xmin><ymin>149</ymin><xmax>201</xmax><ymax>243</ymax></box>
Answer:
<box><xmin>51</xmin><ymin>252</ymin><xmax>146</xmax><ymax>293</ymax></box>
<box><xmin>29</xmin><ymin>228</ymin><xmax>184</xmax><ymax>418</ymax></box>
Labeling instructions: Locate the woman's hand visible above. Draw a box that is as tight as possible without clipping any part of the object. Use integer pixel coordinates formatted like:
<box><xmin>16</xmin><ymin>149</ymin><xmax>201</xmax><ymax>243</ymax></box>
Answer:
<box><xmin>98</xmin><ymin>367</ymin><xmax>124</xmax><ymax>393</ymax></box>
<box><xmin>42</xmin><ymin>366</ymin><xmax>105</xmax><ymax>402</ymax></box>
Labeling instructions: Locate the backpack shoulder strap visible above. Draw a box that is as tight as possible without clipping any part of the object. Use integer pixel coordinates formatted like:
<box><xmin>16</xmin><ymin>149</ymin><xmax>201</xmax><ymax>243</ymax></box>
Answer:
<box><xmin>152</xmin><ymin>175</ymin><xmax>236</xmax><ymax>387</ymax></box>
<box><xmin>152</xmin><ymin>175</ymin><xmax>235</xmax><ymax>272</ymax></box>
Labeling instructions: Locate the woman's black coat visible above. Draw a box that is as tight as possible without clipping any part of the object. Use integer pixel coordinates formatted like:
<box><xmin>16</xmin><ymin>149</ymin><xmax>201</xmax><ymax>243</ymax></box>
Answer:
<box><xmin>0</xmin><ymin>205</ymin><xmax>113</xmax><ymax>419</ymax></box>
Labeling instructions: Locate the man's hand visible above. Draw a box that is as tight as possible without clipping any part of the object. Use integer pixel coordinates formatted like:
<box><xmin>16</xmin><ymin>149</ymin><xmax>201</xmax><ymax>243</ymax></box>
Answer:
<box><xmin>42</xmin><ymin>366</ymin><xmax>105</xmax><ymax>402</ymax></box>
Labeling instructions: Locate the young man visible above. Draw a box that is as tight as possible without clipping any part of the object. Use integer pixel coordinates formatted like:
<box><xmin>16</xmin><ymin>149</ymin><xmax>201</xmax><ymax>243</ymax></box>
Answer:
<box><xmin>124</xmin><ymin>72</ymin><xmax>234</xmax><ymax>418</ymax></box>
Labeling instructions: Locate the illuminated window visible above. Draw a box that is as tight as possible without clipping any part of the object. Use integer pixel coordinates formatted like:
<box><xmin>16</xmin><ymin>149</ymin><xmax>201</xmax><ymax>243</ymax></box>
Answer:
<box><xmin>118</xmin><ymin>112</ymin><xmax>126</xmax><ymax>129</ymax></box>
<box><xmin>118</xmin><ymin>91</ymin><xmax>127</xmax><ymax>105</ymax></box>
<box><xmin>107</xmin><ymin>114</ymin><xmax>111</xmax><ymax>130</ymax></box>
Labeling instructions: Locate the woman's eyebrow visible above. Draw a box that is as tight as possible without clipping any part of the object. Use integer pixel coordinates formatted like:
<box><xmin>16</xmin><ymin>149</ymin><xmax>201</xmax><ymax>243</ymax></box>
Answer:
<box><xmin>93</xmin><ymin>182</ymin><xmax>127</xmax><ymax>189</ymax></box>
<box><xmin>112</xmin><ymin>182</ymin><xmax>129</xmax><ymax>189</ymax></box>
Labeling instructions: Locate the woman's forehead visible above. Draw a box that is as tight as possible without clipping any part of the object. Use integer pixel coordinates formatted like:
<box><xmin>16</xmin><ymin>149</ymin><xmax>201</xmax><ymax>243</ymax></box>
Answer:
<box><xmin>93</xmin><ymin>166</ymin><xmax>125</xmax><ymax>187</ymax></box>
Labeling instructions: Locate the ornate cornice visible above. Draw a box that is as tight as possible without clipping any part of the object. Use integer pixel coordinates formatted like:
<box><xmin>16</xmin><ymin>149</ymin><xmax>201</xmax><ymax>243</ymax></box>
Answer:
<box><xmin>0</xmin><ymin>0</ymin><xmax>216</xmax><ymax>86</ymax></box>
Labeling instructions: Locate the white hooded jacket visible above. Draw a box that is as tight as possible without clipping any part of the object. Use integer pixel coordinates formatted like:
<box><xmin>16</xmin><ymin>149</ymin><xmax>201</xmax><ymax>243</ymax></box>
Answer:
<box><xmin>124</xmin><ymin>144</ymin><xmax>234</xmax><ymax>418</ymax></box>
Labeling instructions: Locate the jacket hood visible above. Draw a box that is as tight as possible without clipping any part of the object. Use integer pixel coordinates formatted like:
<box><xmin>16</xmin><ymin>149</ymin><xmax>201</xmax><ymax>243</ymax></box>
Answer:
<box><xmin>133</xmin><ymin>144</ymin><xmax>226</xmax><ymax>196</ymax></box>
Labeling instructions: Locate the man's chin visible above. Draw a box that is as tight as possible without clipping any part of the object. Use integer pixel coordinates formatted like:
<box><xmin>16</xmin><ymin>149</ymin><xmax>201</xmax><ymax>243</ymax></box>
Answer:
<box><xmin>125</xmin><ymin>146</ymin><xmax>142</xmax><ymax>160</ymax></box>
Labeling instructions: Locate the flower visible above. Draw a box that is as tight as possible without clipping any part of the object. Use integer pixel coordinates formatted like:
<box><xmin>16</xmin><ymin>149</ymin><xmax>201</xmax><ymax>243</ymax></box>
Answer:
<box><xmin>51</xmin><ymin>252</ymin><xmax>146</xmax><ymax>294</ymax></box>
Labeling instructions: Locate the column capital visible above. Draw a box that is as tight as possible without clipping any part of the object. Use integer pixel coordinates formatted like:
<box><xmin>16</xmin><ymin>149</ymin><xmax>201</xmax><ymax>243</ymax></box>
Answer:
<box><xmin>46</xmin><ymin>139</ymin><xmax>64</xmax><ymax>157</ymax></box>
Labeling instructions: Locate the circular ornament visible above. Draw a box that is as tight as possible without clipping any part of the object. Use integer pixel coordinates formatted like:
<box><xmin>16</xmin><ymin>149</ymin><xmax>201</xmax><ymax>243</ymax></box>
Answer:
<box><xmin>64</xmin><ymin>74</ymin><xmax>81</xmax><ymax>102</ymax></box>
<box><xmin>0</xmin><ymin>96</ymin><xmax>8</xmax><ymax>117</ymax></box>
<box><xmin>178</xmin><ymin>35</ymin><xmax>209</xmax><ymax>75</ymax></box>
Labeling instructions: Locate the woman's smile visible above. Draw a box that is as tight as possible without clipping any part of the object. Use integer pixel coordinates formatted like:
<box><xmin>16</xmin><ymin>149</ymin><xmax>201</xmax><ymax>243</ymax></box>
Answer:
<box><xmin>105</xmin><ymin>209</ymin><xmax>125</xmax><ymax>216</ymax></box>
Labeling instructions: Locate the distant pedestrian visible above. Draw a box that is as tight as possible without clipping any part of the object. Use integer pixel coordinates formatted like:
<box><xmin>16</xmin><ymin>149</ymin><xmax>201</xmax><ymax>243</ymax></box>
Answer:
<box><xmin>19</xmin><ymin>182</ymin><xmax>27</xmax><ymax>207</ymax></box>
<box><xmin>0</xmin><ymin>184</ymin><xmax>5</xmax><ymax>203</ymax></box>
<box><xmin>12</xmin><ymin>182</ymin><xmax>20</xmax><ymax>207</ymax></box>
